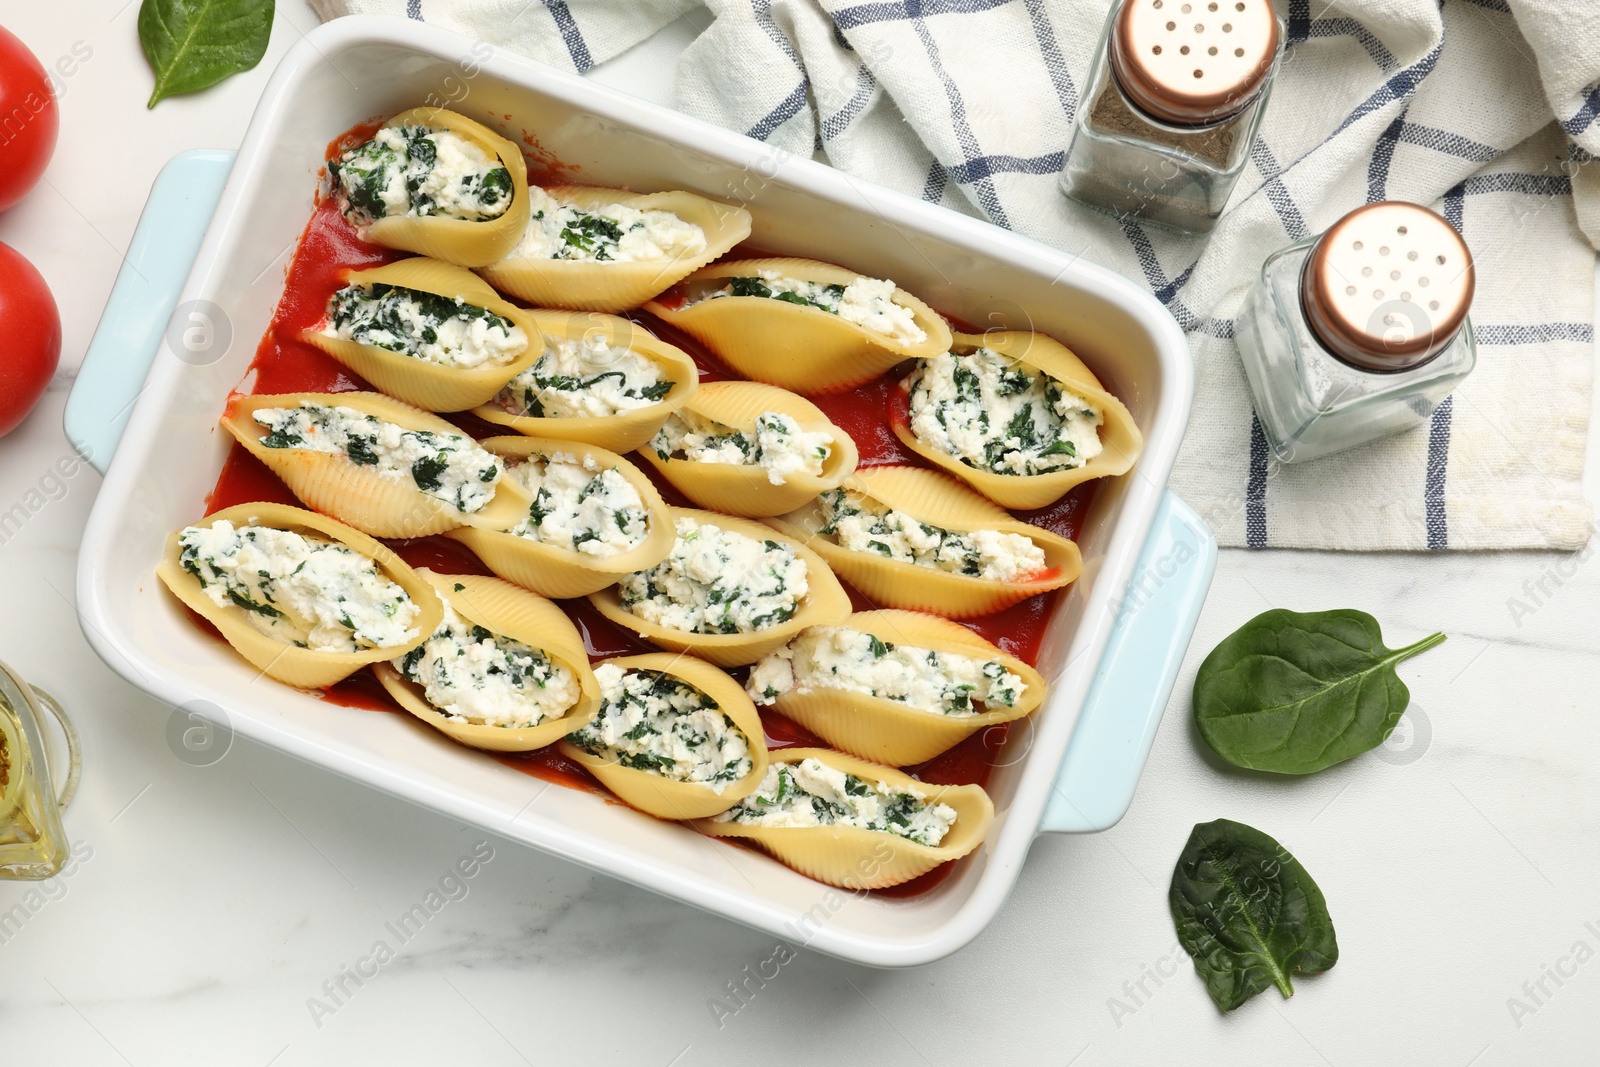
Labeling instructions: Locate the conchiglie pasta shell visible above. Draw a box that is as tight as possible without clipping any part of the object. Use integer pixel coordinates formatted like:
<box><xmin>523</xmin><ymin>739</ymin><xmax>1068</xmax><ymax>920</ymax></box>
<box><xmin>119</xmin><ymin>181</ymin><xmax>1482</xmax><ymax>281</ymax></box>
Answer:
<box><xmin>587</xmin><ymin>508</ymin><xmax>851</xmax><ymax>667</ymax></box>
<box><xmin>156</xmin><ymin>502</ymin><xmax>441</xmax><ymax>689</ymax></box>
<box><xmin>372</xmin><ymin>569</ymin><xmax>599</xmax><ymax>752</ymax></box>
<box><xmin>767</xmin><ymin>609</ymin><xmax>1045</xmax><ymax>766</ymax></box>
<box><xmin>893</xmin><ymin>330</ymin><xmax>1145</xmax><ymax>510</ymax></box>
<box><xmin>358</xmin><ymin>107</ymin><xmax>530</xmax><ymax>267</ymax></box>
<box><xmin>556</xmin><ymin>654</ymin><xmax>769</xmax><ymax>820</ymax></box>
<box><xmin>642</xmin><ymin>258</ymin><xmax>953</xmax><ymax>394</ymax></box>
<box><xmin>471</xmin><ymin>311</ymin><xmax>698</xmax><ymax>453</ymax></box>
<box><xmin>220</xmin><ymin>392</ymin><xmax>530</xmax><ymax>538</ymax></box>
<box><xmin>445</xmin><ymin>436</ymin><xmax>675</xmax><ymax>599</ymax></box>
<box><xmin>636</xmin><ymin>380</ymin><xmax>859</xmax><ymax>517</ymax></box>
<box><xmin>767</xmin><ymin>466</ymin><xmax>1081</xmax><ymax>619</ymax></box>
<box><xmin>477</xmin><ymin>186</ymin><xmax>753</xmax><ymax>312</ymax></box>
<box><xmin>692</xmin><ymin>748</ymin><xmax>994</xmax><ymax>889</ymax></box>
<box><xmin>301</xmin><ymin>258</ymin><xmax>543</xmax><ymax>412</ymax></box>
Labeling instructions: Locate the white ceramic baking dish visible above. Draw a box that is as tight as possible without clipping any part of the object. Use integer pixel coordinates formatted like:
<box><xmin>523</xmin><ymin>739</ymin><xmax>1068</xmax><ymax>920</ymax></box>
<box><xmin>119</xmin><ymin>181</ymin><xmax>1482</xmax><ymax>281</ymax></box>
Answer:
<box><xmin>68</xmin><ymin>17</ymin><xmax>1213</xmax><ymax>966</ymax></box>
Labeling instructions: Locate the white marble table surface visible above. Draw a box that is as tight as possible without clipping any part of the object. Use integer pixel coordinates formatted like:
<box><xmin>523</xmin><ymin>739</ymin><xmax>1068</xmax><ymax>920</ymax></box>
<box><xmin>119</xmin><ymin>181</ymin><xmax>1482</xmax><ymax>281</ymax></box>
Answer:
<box><xmin>3</xmin><ymin>5</ymin><xmax>1597</xmax><ymax>1064</ymax></box>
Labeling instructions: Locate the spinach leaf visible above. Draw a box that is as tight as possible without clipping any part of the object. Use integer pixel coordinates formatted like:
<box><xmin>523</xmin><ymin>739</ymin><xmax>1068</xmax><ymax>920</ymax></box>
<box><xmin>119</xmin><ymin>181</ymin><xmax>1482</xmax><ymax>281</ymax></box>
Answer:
<box><xmin>139</xmin><ymin>0</ymin><xmax>275</xmax><ymax>109</ymax></box>
<box><xmin>1169</xmin><ymin>819</ymin><xmax>1338</xmax><ymax>1012</ymax></box>
<box><xmin>1193</xmin><ymin>608</ymin><xmax>1445</xmax><ymax>775</ymax></box>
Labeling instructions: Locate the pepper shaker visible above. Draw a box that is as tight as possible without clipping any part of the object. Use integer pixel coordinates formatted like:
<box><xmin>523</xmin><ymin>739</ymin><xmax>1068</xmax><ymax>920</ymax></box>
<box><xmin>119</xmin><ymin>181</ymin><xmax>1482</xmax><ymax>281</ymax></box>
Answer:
<box><xmin>1235</xmin><ymin>201</ymin><xmax>1477</xmax><ymax>463</ymax></box>
<box><xmin>1061</xmin><ymin>0</ymin><xmax>1282</xmax><ymax>234</ymax></box>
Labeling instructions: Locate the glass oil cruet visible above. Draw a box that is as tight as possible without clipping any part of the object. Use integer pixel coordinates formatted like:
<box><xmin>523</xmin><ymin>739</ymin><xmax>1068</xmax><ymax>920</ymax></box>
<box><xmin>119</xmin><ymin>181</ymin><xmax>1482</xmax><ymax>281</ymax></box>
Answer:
<box><xmin>0</xmin><ymin>658</ymin><xmax>79</xmax><ymax>880</ymax></box>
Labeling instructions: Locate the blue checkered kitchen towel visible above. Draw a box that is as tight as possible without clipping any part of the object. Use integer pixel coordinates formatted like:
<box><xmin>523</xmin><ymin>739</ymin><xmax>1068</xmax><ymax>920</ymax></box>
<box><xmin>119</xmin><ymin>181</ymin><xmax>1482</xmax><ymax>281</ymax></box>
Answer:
<box><xmin>311</xmin><ymin>0</ymin><xmax>1599</xmax><ymax>550</ymax></box>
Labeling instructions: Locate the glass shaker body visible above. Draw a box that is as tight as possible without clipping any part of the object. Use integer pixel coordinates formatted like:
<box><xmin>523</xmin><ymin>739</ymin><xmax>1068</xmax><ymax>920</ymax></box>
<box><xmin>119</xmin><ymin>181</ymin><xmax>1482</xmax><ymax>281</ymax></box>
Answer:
<box><xmin>0</xmin><ymin>659</ymin><xmax>78</xmax><ymax>880</ymax></box>
<box><xmin>1236</xmin><ymin>226</ymin><xmax>1477</xmax><ymax>465</ymax></box>
<box><xmin>1061</xmin><ymin>0</ymin><xmax>1282</xmax><ymax>234</ymax></box>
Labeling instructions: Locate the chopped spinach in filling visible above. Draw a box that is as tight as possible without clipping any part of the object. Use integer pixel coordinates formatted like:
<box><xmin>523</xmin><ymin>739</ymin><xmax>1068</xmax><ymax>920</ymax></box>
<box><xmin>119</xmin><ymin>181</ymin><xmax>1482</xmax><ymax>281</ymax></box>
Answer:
<box><xmin>905</xmin><ymin>347</ymin><xmax>1104</xmax><ymax>476</ymax></box>
<box><xmin>510</xmin><ymin>186</ymin><xmax>707</xmax><ymax>263</ymax></box>
<box><xmin>397</xmin><ymin>601</ymin><xmax>576</xmax><ymax>728</ymax></box>
<box><xmin>618</xmin><ymin>516</ymin><xmax>808</xmax><ymax>634</ymax></box>
<box><xmin>323</xmin><ymin>283</ymin><xmax>526</xmax><ymax>369</ymax></box>
<box><xmin>694</xmin><ymin>269</ymin><xmax>926</xmax><ymax>344</ymax></box>
<box><xmin>722</xmin><ymin>274</ymin><xmax>846</xmax><ymax>312</ymax></box>
<box><xmin>716</xmin><ymin>757</ymin><xmax>957</xmax><ymax>847</ymax></box>
<box><xmin>565</xmin><ymin>663</ymin><xmax>751</xmax><ymax>789</ymax></box>
<box><xmin>815</xmin><ymin>488</ymin><xmax>1047</xmax><ymax>583</ymax></box>
<box><xmin>495</xmin><ymin>336</ymin><xmax>672</xmax><ymax>419</ymax></box>
<box><xmin>505</xmin><ymin>453</ymin><xmax>650</xmax><ymax>558</ymax></box>
<box><xmin>330</xmin><ymin>125</ymin><xmax>512</xmax><ymax>227</ymax></box>
<box><xmin>253</xmin><ymin>403</ymin><xmax>503</xmax><ymax>514</ymax></box>
<box><xmin>178</xmin><ymin>520</ymin><xmax>419</xmax><ymax>652</ymax></box>
<box><xmin>747</xmin><ymin>625</ymin><xmax>1025</xmax><ymax>716</ymax></box>
<box><xmin>650</xmin><ymin>409</ymin><xmax>832</xmax><ymax>486</ymax></box>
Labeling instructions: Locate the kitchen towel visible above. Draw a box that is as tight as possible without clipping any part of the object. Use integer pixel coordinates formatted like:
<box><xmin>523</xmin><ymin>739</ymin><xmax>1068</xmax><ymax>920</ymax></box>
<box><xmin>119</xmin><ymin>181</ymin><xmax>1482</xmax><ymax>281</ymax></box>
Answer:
<box><xmin>310</xmin><ymin>0</ymin><xmax>1598</xmax><ymax>550</ymax></box>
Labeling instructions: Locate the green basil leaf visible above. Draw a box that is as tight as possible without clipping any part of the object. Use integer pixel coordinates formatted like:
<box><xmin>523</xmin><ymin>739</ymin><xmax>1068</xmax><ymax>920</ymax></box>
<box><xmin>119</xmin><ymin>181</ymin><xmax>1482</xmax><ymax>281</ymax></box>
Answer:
<box><xmin>1192</xmin><ymin>608</ymin><xmax>1445</xmax><ymax>775</ymax></box>
<box><xmin>139</xmin><ymin>0</ymin><xmax>275</xmax><ymax>109</ymax></box>
<box><xmin>1169</xmin><ymin>819</ymin><xmax>1338</xmax><ymax>1012</ymax></box>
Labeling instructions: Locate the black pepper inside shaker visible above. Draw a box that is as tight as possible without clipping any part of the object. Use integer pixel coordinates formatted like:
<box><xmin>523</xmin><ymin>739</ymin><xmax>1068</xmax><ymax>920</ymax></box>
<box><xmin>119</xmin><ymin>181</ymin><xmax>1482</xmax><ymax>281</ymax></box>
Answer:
<box><xmin>1061</xmin><ymin>0</ymin><xmax>1284</xmax><ymax>234</ymax></box>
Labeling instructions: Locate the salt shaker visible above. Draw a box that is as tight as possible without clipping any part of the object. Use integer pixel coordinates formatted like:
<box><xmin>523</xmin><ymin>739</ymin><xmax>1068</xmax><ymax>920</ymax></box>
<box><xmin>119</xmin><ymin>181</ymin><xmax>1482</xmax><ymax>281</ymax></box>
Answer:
<box><xmin>1060</xmin><ymin>0</ymin><xmax>1282</xmax><ymax>233</ymax></box>
<box><xmin>0</xmin><ymin>658</ymin><xmax>79</xmax><ymax>880</ymax></box>
<box><xmin>1235</xmin><ymin>201</ymin><xmax>1477</xmax><ymax>464</ymax></box>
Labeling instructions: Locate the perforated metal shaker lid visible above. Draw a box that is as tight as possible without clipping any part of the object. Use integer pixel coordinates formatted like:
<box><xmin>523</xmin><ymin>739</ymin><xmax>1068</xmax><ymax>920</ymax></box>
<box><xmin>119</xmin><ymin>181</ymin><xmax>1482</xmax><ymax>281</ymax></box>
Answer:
<box><xmin>1110</xmin><ymin>0</ymin><xmax>1280</xmax><ymax>125</ymax></box>
<box><xmin>1301</xmin><ymin>202</ymin><xmax>1476</xmax><ymax>372</ymax></box>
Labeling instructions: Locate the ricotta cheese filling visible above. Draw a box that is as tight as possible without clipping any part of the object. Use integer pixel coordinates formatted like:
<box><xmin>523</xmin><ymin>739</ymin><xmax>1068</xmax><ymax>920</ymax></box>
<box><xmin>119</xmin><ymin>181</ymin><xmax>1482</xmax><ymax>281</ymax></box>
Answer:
<box><xmin>330</xmin><ymin>125</ymin><xmax>513</xmax><ymax>227</ymax></box>
<box><xmin>747</xmin><ymin>626</ymin><xmax>1025</xmax><ymax>717</ymax></box>
<box><xmin>178</xmin><ymin>520</ymin><xmax>420</xmax><ymax>652</ymax></box>
<box><xmin>618</xmin><ymin>516</ymin><xmax>808</xmax><ymax>634</ymax></box>
<box><xmin>650</xmin><ymin>410</ymin><xmax>833</xmax><ymax>486</ymax></box>
<box><xmin>816</xmin><ymin>489</ymin><xmax>1048</xmax><ymax>583</ymax></box>
<box><xmin>322</xmin><ymin>283</ymin><xmax>527</xmax><ymax>370</ymax></box>
<box><xmin>715</xmin><ymin>757</ymin><xmax>958</xmax><ymax>847</ymax></box>
<box><xmin>697</xmin><ymin>269</ymin><xmax>926</xmax><ymax>346</ymax></box>
<box><xmin>511</xmin><ymin>186</ymin><xmax>707</xmax><ymax>263</ymax></box>
<box><xmin>565</xmin><ymin>663</ymin><xmax>752</xmax><ymax>790</ymax></box>
<box><xmin>503</xmin><ymin>452</ymin><xmax>650</xmax><ymax>557</ymax></box>
<box><xmin>396</xmin><ymin>599</ymin><xmax>577</xmax><ymax>728</ymax></box>
<box><xmin>253</xmin><ymin>403</ymin><xmax>504</xmax><ymax>514</ymax></box>
<box><xmin>494</xmin><ymin>335</ymin><xmax>673</xmax><ymax>419</ymax></box>
<box><xmin>905</xmin><ymin>348</ymin><xmax>1104</xmax><ymax>476</ymax></box>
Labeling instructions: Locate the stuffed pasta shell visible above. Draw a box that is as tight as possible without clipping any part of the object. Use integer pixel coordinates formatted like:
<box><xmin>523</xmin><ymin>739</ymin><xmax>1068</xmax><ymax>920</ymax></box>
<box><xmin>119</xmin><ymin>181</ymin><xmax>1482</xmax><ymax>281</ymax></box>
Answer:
<box><xmin>446</xmin><ymin>436</ymin><xmax>674</xmax><ymax>599</ymax></box>
<box><xmin>373</xmin><ymin>569</ymin><xmax>600</xmax><ymax>752</ymax></box>
<box><xmin>328</xmin><ymin>107</ymin><xmax>529</xmax><ymax>266</ymax></box>
<box><xmin>221</xmin><ymin>392</ymin><xmax>530</xmax><ymax>538</ymax></box>
<box><xmin>557</xmin><ymin>654</ymin><xmax>768</xmax><ymax>820</ymax></box>
<box><xmin>895</xmin><ymin>330</ymin><xmax>1143</xmax><ymax>509</ymax></box>
<box><xmin>472</xmin><ymin>310</ymin><xmax>697</xmax><ymax>453</ymax></box>
<box><xmin>639</xmin><ymin>380</ymin><xmax>858</xmax><ymax>517</ymax></box>
<box><xmin>769</xmin><ymin>467</ymin><xmax>1081</xmax><ymax>618</ymax></box>
<box><xmin>157</xmin><ymin>503</ymin><xmax>440</xmax><ymax>689</ymax></box>
<box><xmin>694</xmin><ymin>748</ymin><xmax>993</xmax><ymax>889</ymax></box>
<box><xmin>746</xmin><ymin>609</ymin><xmax>1044</xmax><ymax>766</ymax></box>
<box><xmin>643</xmin><ymin>257</ymin><xmax>951</xmax><ymax>393</ymax></box>
<box><xmin>588</xmin><ymin>508</ymin><xmax>850</xmax><ymax>667</ymax></box>
<box><xmin>302</xmin><ymin>258</ymin><xmax>541</xmax><ymax>412</ymax></box>
<box><xmin>477</xmin><ymin>184</ymin><xmax>752</xmax><ymax>312</ymax></box>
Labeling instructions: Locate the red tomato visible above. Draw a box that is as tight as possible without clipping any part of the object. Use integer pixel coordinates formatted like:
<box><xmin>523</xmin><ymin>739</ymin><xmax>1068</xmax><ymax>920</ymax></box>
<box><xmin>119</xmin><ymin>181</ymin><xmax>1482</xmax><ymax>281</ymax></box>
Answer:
<box><xmin>0</xmin><ymin>26</ymin><xmax>58</xmax><ymax>213</ymax></box>
<box><xmin>0</xmin><ymin>242</ymin><xmax>61</xmax><ymax>437</ymax></box>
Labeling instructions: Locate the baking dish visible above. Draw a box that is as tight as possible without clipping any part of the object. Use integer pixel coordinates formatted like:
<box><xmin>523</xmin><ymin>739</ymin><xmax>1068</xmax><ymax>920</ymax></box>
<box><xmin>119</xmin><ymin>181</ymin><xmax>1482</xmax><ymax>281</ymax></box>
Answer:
<box><xmin>66</xmin><ymin>17</ymin><xmax>1213</xmax><ymax>967</ymax></box>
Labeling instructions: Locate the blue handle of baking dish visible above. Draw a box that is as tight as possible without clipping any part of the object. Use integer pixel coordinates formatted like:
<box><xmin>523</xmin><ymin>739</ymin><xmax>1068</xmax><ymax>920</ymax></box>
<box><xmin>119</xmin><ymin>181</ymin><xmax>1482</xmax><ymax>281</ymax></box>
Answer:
<box><xmin>64</xmin><ymin>149</ymin><xmax>236</xmax><ymax>474</ymax></box>
<box><xmin>63</xmin><ymin>148</ymin><xmax>1214</xmax><ymax>836</ymax></box>
<box><xmin>1038</xmin><ymin>492</ymin><xmax>1216</xmax><ymax>833</ymax></box>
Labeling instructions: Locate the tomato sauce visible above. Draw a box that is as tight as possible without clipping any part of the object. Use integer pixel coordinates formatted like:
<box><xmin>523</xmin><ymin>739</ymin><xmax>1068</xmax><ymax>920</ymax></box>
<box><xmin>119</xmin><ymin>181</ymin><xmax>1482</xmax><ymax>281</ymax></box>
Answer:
<box><xmin>198</xmin><ymin>126</ymin><xmax>1097</xmax><ymax>897</ymax></box>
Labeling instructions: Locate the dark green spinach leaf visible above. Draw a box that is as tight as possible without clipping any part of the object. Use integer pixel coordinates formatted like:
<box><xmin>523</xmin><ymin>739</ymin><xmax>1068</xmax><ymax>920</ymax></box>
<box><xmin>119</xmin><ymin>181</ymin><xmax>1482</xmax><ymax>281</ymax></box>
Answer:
<box><xmin>1169</xmin><ymin>819</ymin><xmax>1338</xmax><ymax>1012</ymax></box>
<box><xmin>1193</xmin><ymin>608</ymin><xmax>1445</xmax><ymax>774</ymax></box>
<box><xmin>139</xmin><ymin>0</ymin><xmax>275</xmax><ymax>109</ymax></box>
